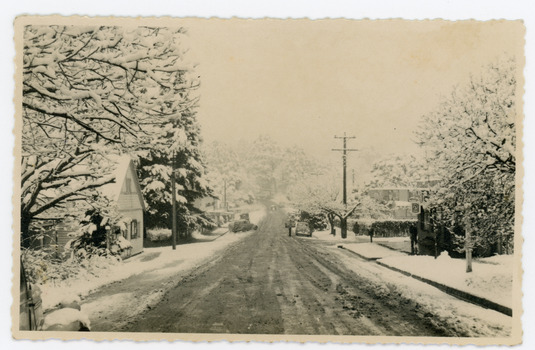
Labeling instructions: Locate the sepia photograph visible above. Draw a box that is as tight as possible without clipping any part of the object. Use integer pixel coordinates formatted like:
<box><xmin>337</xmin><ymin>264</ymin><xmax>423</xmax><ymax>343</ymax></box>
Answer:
<box><xmin>12</xmin><ymin>15</ymin><xmax>524</xmax><ymax>345</ymax></box>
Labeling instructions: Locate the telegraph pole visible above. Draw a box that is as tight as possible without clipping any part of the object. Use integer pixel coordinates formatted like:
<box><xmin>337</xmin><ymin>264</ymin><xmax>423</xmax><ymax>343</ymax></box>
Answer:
<box><xmin>171</xmin><ymin>151</ymin><xmax>177</xmax><ymax>250</ymax></box>
<box><xmin>352</xmin><ymin>169</ymin><xmax>355</xmax><ymax>192</ymax></box>
<box><xmin>223</xmin><ymin>178</ymin><xmax>228</xmax><ymax>211</ymax></box>
<box><xmin>332</xmin><ymin>133</ymin><xmax>358</xmax><ymax>238</ymax></box>
<box><xmin>332</xmin><ymin>133</ymin><xmax>358</xmax><ymax>206</ymax></box>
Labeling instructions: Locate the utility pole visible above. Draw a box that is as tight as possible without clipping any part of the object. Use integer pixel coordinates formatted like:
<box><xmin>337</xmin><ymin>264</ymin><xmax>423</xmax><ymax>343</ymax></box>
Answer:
<box><xmin>171</xmin><ymin>151</ymin><xmax>177</xmax><ymax>250</ymax></box>
<box><xmin>332</xmin><ymin>133</ymin><xmax>358</xmax><ymax>206</ymax></box>
<box><xmin>465</xmin><ymin>217</ymin><xmax>473</xmax><ymax>273</ymax></box>
<box><xmin>332</xmin><ymin>132</ymin><xmax>358</xmax><ymax>238</ymax></box>
<box><xmin>223</xmin><ymin>178</ymin><xmax>228</xmax><ymax>211</ymax></box>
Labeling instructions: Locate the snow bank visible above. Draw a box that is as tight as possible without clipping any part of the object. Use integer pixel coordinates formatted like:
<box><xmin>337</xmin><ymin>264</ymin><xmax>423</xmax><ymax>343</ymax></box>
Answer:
<box><xmin>42</xmin><ymin>308</ymin><xmax>91</xmax><ymax>331</ymax></box>
<box><xmin>331</xmin><ymin>246</ymin><xmax>512</xmax><ymax>337</ymax></box>
<box><xmin>342</xmin><ymin>243</ymin><xmax>405</xmax><ymax>260</ymax></box>
<box><xmin>309</xmin><ymin>228</ymin><xmax>361</xmax><ymax>243</ymax></box>
<box><xmin>379</xmin><ymin>254</ymin><xmax>513</xmax><ymax>308</ymax></box>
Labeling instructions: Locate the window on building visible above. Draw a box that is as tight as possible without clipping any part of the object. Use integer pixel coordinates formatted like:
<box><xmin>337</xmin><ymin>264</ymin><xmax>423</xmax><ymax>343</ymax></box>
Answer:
<box><xmin>424</xmin><ymin>211</ymin><xmax>431</xmax><ymax>231</ymax></box>
<box><xmin>130</xmin><ymin>220</ymin><xmax>138</xmax><ymax>239</ymax></box>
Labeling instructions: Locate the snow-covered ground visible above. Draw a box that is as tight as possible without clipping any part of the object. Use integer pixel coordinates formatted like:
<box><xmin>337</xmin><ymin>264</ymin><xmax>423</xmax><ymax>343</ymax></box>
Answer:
<box><xmin>343</xmin><ymin>242</ymin><xmax>405</xmax><ymax>259</ymax></box>
<box><xmin>307</xmin><ymin>228</ymin><xmax>360</xmax><ymax>243</ymax></box>
<box><xmin>297</xmin><ymin>224</ymin><xmax>411</xmax><ymax>245</ymax></box>
<box><xmin>340</xmin><ymin>238</ymin><xmax>513</xmax><ymax>309</ymax></box>
<box><xmin>39</xmin><ymin>230</ymin><xmax>253</xmax><ymax>311</ymax></box>
<box><xmin>380</xmin><ymin>253</ymin><xmax>513</xmax><ymax>309</ymax></box>
<box><xmin>329</xmin><ymin>245</ymin><xmax>512</xmax><ymax>337</ymax></box>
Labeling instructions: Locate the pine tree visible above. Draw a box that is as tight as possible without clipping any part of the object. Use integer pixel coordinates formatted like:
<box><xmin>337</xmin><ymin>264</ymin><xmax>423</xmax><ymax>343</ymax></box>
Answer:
<box><xmin>137</xmin><ymin>111</ymin><xmax>214</xmax><ymax>235</ymax></box>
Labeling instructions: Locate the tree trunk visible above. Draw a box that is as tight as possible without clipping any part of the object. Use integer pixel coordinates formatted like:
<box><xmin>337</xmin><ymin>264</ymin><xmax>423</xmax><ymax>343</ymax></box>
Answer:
<box><xmin>21</xmin><ymin>212</ymin><xmax>32</xmax><ymax>249</ymax></box>
<box><xmin>341</xmin><ymin>217</ymin><xmax>348</xmax><ymax>239</ymax></box>
<box><xmin>327</xmin><ymin>213</ymin><xmax>336</xmax><ymax>236</ymax></box>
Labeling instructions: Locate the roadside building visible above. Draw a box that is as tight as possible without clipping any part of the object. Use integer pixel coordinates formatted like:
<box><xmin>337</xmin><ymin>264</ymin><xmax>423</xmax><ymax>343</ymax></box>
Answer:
<box><xmin>100</xmin><ymin>155</ymin><xmax>145</xmax><ymax>257</ymax></box>
<box><xmin>367</xmin><ymin>187</ymin><xmax>422</xmax><ymax>220</ymax></box>
<box><xmin>193</xmin><ymin>196</ymin><xmax>232</xmax><ymax>227</ymax></box>
<box><xmin>29</xmin><ymin>155</ymin><xmax>146</xmax><ymax>259</ymax></box>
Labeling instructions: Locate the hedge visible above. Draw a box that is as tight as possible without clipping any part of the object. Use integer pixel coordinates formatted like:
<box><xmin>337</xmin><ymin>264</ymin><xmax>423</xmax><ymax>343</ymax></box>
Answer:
<box><xmin>352</xmin><ymin>220</ymin><xmax>417</xmax><ymax>237</ymax></box>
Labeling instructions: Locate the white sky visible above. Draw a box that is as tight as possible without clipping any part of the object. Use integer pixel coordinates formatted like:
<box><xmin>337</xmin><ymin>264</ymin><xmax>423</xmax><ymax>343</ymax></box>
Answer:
<box><xmin>185</xmin><ymin>19</ymin><xmax>523</xmax><ymax>165</ymax></box>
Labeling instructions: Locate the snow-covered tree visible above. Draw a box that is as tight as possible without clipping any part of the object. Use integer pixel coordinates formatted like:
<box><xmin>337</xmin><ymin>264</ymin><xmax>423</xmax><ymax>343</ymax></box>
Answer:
<box><xmin>367</xmin><ymin>153</ymin><xmax>425</xmax><ymax>188</ymax></box>
<box><xmin>203</xmin><ymin>136</ymin><xmax>320</xmax><ymax>205</ymax></box>
<box><xmin>21</xmin><ymin>25</ymin><xmax>198</xmax><ymax>246</ymax></box>
<box><xmin>202</xmin><ymin>141</ymin><xmax>256</xmax><ymax>209</ymax></box>
<box><xmin>274</xmin><ymin>147</ymin><xmax>318</xmax><ymax>194</ymax></box>
<box><xmin>244</xmin><ymin>135</ymin><xmax>284</xmax><ymax>196</ymax></box>
<box><xmin>137</xmin><ymin>110</ymin><xmax>214</xmax><ymax>234</ymax></box>
<box><xmin>416</xmin><ymin>57</ymin><xmax>518</xmax><ymax>255</ymax></box>
<box><xmin>288</xmin><ymin>173</ymin><xmax>360</xmax><ymax>238</ymax></box>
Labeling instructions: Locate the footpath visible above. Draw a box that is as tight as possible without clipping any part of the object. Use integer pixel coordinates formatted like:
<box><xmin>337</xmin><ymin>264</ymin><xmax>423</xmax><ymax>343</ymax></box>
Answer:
<box><xmin>339</xmin><ymin>238</ymin><xmax>513</xmax><ymax>317</ymax></box>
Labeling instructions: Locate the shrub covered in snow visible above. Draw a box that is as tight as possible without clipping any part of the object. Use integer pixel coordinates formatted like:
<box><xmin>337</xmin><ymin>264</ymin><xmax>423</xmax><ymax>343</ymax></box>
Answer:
<box><xmin>23</xmin><ymin>210</ymin><xmax>134</xmax><ymax>286</ymax></box>
<box><xmin>22</xmin><ymin>247</ymin><xmax>121</xmax><ymax>286</ymax></box>
<box><xmin>66</xmin><ymin>209</ymin><xmax>134</xmax><ymax>259</ymax></box>
<box><xmin>22</xmin><ymin>248</ymin><xmax>81</xmax><ymax>285</ymax></box>
<box><xmin>299</xmin><ymin>210</ymin><xmax>328</xmax><ymax>231</ymax></box>
<box><xmin>146</xmin><ymin>228</ymin><xmax>172</xmax><ymax>242</ymax></box>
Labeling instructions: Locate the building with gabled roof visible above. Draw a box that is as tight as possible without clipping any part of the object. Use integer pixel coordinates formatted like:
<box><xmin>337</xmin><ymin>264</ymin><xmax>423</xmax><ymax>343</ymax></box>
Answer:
<box><xmin>30</xmin><ymin>155</ymin><xmax>145</xmax><ymax>259</ymax></box>
<box><xmin>100</xmin><ymin>155</ymin><xmax>145</xmax><ymax>257</ymax></box>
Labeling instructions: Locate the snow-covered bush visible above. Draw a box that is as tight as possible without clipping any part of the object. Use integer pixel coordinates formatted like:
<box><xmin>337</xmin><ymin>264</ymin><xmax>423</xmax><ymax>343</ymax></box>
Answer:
<box><xmin>22</xmin><ymin>245</ymin><xmax>121</xmax><ymax>286</ymax></box>
<box><xmin>299</xmin><ymin>210</ymin><xmax>328</xmax><ymax>231</ymax></box>
<box><xmin>22</xmin><ymin>248</ymin><xmax>81</xmax><ymax>285</ymax></box>
<box><xmin>64</xmin><ymin>210</ymin><xmax>134</xmax><ymax>261</ymax></box>
<box><xmin>146</xmin><ymin>228</ymin><xmax>172</xmax><ymax>242</ymax></box>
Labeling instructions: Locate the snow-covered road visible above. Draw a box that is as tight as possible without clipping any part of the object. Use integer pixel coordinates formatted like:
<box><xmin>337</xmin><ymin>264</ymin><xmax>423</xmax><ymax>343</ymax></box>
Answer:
<box><xmin>112</xmin><ymin>209</ymin><xmax>511</xmax><ymax>338</ymax></box>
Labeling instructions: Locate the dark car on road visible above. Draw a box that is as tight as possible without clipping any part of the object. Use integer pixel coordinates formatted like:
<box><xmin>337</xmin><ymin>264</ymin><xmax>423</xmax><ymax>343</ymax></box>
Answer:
<box><xmin>229</xmin><ymin>219</ymin><xmax>258</xmax><ymax>232</ymax></box>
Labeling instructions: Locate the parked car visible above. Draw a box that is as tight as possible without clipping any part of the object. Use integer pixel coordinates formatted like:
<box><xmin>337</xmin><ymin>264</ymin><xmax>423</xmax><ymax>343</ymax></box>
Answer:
<box><xmin>19</xmin><ymin>258</ymin><xmax>44</xmax><ymax>331</ymax></box>
<box><xmin>20</xmin><ymin>258</ymin><xmax>91</xmax><ymax>332</ymax></box>
<box><xmin>295</xmin><ymin>221</ymin><xmax>312</xmax><ymax>237</ymax></box>
<box><xmin>229</xmin><ymin>219</ymin><xmax>258</xmax><ymax>232</ymax></box>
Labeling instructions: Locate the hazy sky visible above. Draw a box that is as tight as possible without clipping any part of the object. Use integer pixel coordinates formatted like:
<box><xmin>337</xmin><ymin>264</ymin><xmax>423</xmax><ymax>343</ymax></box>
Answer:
<box><xmin>182</xmin><ymin>19</ymin><xmax>523</xmax><ymax>165</ymax></box>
